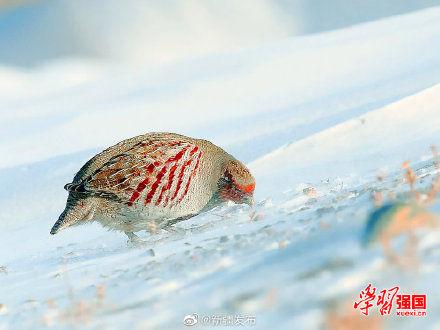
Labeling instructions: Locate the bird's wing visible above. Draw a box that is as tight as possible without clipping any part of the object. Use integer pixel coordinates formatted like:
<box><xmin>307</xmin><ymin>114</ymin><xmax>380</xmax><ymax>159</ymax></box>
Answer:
<box><xmin>72</xmin><ymin>132</ymin><xmax>189</xmax><ymax>184</ymax></box>
<box><xmin>67</xmin><ymin>136</ymin><xmax>203</xmax><ymax>207</ymax></box>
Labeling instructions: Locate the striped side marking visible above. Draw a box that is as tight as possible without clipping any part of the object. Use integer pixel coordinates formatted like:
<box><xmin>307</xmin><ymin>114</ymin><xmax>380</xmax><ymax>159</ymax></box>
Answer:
<box><xmin>169</xmin><ymin>148</ymin><xmax>195</xmax><ymax>202</ymax></box>
<box><xmin>170</xmin><ymin>147</ymin><xmax>201</xmax><ymax>207</ymax></box>
<box><xmin>127</xmin><ymin>176</ymin><xmax>151</xmax><ymax>205</ymax></box>
<box><xmin>154</xmin><ymin>146</ymin><xmax>191</xmax><ymax>206</ymax></box>
<box><xmin>126</xmin><ymin>140</ymin><xmax>185</xmax><ymax>205</ymax></box>
<box><xmin>160</xmin><ymin>162</ymin><xmax>179</xmax><ymax>207</ymax></box>
<box><xmin>126</xmin><ymin>141</ymin><xmax>164</xmax><ymax>205</ymax></box>
<box><xmin>146</xmin><ymin>145</ymin><xmax>191</xmax><ymax>206</ymax></box>
<box><xmin>176</xmin><ymin>151</ymin><xmax>202</xmax><ymax>205</ymax></box>
<box><xmin>163</xmin><ymin>146</ymin><xmax>198</xmax><ymax>207</ymax></box>
<box><xmin>145</xmin><ymin>166</ymin><xmax>167</xmax><ymax>205</ymax></box>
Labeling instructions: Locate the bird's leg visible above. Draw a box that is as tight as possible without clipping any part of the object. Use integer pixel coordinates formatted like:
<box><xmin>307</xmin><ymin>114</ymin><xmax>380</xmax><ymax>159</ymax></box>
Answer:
<box><xmin>125</xmin><ymin>231</ymin><xmax>138</xmax><ymax>240</ymax></box>
<box><xmin>125</xmin><ymin>231</ymin><xmax>148</xmax><ymax>247</ymax></box>
<box><xmin>147</xmin><ymin>222</ymin><xmax>190</xmax><ymax>245</ymax></box>
<box><xmin>146</xmin><ymin>221</ymin><xmax>157</xmax><ymax>235</ymax></box>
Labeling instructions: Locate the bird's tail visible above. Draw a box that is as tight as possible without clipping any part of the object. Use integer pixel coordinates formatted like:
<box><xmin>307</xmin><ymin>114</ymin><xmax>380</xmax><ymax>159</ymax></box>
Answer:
<box><xmin>50</xmin><ymin>197</ymin><xmax>96</xmax><ymax>235</ymax></box>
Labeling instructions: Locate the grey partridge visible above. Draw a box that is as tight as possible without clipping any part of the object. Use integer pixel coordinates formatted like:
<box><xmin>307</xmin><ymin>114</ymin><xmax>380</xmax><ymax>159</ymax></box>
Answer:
<box><xmin>50</xmin><ymin>132</ymin><xmax>255</xmax><ymax>242</ymax></box>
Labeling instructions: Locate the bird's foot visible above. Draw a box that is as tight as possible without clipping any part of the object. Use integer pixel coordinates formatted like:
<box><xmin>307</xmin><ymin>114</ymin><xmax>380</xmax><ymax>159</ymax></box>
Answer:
<box><xmin>125</xmin><ymin>231</ymin><xmax>150</xmax><ymax>248</ymax></box>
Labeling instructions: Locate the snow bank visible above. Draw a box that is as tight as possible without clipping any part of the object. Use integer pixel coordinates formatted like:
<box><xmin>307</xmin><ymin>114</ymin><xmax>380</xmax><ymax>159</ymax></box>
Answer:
<box><xmin>250</xmin><ymin>84</ymin><xmax>440</xmax><ymax>194</ymax></box>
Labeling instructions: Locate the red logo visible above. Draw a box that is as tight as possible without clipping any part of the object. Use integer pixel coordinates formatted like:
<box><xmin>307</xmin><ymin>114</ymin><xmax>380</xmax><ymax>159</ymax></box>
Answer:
<box><xmin>354</xmin><ymin>284</ymin><xmax>426</xmax><ymax>317</ymax></box>
<box><xmin>353</xmin><ymin>283</ymin><xmax>376</xmax><ymax>316</ymax></box>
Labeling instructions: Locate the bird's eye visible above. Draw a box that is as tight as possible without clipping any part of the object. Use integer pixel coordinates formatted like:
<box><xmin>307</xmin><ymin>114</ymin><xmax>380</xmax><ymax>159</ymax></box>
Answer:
<box><xmin>224</xmin><ymin>175</ymin><xmax>232</xmax><ymax>182</ymax></box>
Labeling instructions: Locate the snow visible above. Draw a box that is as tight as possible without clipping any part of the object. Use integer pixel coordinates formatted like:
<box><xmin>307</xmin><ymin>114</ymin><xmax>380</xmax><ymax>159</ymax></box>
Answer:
<box><xmin>250</xmin><ymin>84</ymin><xmax>440</xmax><ymax>194</ymax></box>
<box><xmin>0</xmin><ymin>6</ymin><xmax>440</xmax><ymax>330</ymax></box>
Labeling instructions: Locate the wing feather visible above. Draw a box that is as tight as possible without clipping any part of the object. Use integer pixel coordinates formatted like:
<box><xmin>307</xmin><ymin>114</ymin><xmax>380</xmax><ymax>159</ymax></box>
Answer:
<box><xmin>67</xmin><ymin>134</ymin><xmax>200</xmax><ymax>205</ymax></box>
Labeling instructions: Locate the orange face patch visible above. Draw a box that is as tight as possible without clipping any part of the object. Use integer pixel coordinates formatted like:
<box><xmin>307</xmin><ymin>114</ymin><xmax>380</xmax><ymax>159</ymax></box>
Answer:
<box><xmin>236</xmin><ymin>182</ymin><xmax>255</xmax><ymax>194</ymax></box>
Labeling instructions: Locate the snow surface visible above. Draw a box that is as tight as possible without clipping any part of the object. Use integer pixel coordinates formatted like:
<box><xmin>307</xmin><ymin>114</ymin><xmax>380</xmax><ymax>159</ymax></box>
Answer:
<box><xmin>0</xmin><ymin>6</ymin><xmax>440</xmax><ymax>330</ymax></box>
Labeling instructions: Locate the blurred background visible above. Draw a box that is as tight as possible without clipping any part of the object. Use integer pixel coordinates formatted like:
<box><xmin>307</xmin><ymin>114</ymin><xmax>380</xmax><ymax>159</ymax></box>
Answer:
<box><xmin>0</xmin><ymin>0</ymin><xmax>438</xmax><ymax>67</ymax></box>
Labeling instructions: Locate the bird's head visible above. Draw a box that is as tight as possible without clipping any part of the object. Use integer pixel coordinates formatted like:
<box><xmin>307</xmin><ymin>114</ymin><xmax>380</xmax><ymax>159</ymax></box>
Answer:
<box><xmin>218</xmin><ymin>159</ymin><xmax>255</xmax><ymax>207</ymax></box>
